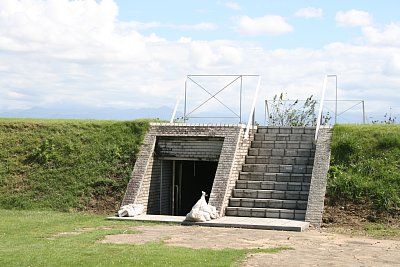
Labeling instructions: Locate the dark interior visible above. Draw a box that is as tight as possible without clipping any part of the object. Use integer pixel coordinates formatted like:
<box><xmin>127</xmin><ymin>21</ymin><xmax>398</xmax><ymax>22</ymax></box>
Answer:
<box><xmin>175</xmin><ymin>160</ymin><xmax>218</xmax><ymax>216</ymax></box>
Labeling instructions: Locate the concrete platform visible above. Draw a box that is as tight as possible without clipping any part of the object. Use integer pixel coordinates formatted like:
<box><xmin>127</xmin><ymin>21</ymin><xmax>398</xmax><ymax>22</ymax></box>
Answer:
<box><xmin>107</xmin><ymin>215</ymin><xmax>309</xmax><ymax>232</ymax></box>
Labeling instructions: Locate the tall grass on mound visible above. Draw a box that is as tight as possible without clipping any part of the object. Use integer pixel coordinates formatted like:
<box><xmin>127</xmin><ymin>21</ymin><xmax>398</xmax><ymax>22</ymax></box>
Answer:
<box><xmin>0</xmin><ymin>119</ymin><xmax>150</xmax><ymax>212</ymax></box>
<box><xmin>328</xmin><ymin>124</ymin><xmax>400</xmax><ymax>214</ymax></box>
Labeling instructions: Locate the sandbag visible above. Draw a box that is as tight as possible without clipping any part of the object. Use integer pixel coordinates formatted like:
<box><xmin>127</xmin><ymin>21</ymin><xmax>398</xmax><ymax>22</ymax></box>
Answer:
<box><xmin>191</xmin><ymin>191</ymin><xmax>208</xmax><ymax>210</ymax></box>
<box><xmin>118</xmin><ymin>204</ymin><xmax>144</xmax><ymax>217</ymax></box>
<box><xmin>208</xmin><ymin>205</ymin><xmax>218</xmax><ymax>219</ymax></box>
<box><xmin>186</xmin><ymin>208</ymin><xmax>207</xmax><ymax>222</ymax></box>
<box><xmin>185</xmin><ymin>191</ymin><xmax>218</xmax><ymax>222</ymax></box>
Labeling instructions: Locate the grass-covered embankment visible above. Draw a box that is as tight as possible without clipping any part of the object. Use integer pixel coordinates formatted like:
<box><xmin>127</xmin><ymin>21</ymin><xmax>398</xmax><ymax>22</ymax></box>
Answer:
<box><xmin>328</xmin><ymin>124</ymin><xmax>400</xmax><ymax>216</ymax></box>
<box><xmin>1</xmin><ymin>119</ymin><xmax>399</xmax><ymax>222</ymax></box>
<box><xmin>0</xmin><ymin>119</ymin><xmax>150</xmax><ymax>213</ymax></box>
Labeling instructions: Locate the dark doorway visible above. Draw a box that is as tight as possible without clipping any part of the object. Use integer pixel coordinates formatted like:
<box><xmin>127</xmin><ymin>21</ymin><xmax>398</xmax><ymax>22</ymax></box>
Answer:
<box><xmin>174</xmin><ymin>160</ymin><xmax>218</xmax><ymax>216</ymax></box>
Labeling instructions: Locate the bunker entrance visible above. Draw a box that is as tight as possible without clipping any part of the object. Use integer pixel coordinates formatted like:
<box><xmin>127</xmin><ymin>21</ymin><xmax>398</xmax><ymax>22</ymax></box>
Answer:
<box><xmin>146</xmin><ymin>136</ymin><xmax>223</xmax><ymax>216</ymax></box>
<box><xmin>173</xmin><ymin>160</ymin><xmax>218</xmax><ymax>216</ymax></box>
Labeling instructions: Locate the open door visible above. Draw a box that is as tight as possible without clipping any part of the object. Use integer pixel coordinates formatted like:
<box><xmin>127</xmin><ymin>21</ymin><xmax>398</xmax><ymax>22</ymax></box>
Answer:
<box><xmin>172</xmin><ymin>160</ymin><xmax>218</xmax><ymax>216</ymax></box>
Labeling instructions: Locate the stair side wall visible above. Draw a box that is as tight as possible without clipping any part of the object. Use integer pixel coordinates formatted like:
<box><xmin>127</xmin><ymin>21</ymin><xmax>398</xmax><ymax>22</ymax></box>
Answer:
<box><xmin>209</xmin><ymin>128</ymin><xmax>254</xmax><ymax>216</ymax></box>
<box><xmin>305</xmin><ymin>126</ymin><xmax>333</xmax><ymax>227</ymax></box>
<box><xmin>121</xmin><ymin>128</ymin><xmax>157</xmax><ymax>212</ymax></box>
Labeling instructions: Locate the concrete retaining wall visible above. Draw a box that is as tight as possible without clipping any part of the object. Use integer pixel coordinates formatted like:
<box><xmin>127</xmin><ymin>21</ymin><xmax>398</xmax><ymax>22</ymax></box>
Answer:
<box><xmin>305</xmin><ymin>126</ymin><xmax>333</xmax><ymax>227</ymax></box>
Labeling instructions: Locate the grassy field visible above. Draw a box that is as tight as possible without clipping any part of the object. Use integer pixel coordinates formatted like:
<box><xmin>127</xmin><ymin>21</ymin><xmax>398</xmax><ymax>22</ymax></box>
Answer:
<box><xmin>328</xmin><ymin>124</ymin><xmax>400</xmax><ymax>214</ymax></box>
<box><xmin>0</xmin><ymin>209</ymin><xmax>284</xmax><ymax>267</ymax></box>
<box><xmin>0</xmin><ymin>119</ymin><xmax>150</xmax><ymax>213</ymax></box>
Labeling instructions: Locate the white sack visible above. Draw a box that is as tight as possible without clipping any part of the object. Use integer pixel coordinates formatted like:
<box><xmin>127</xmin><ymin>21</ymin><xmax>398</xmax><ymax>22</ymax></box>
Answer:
<box><xmin>185</xmin><ymin>191</ymin><xmax>218</xmax><ymax>222</ymax></box>
<box><xmin>118</xmin><ymin>204</ymin><xmax>144</xmax><ymax>217</ymax></box>
<box><xmin>186</xmin><ymin>208</ymin><xmax>207</xmax><ymax>222</ymax></box>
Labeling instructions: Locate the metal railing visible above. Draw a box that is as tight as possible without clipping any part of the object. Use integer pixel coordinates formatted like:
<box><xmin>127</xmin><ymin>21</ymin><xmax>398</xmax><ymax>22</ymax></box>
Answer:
<box><xmin>170</xmin><ymin>74</ymin><xmax>261</xmax><ymax>140</ymax></box>
<box><xmin>315</xmin><ymin>75</ymin><xmax>328</xmax><ymax>140</ymax></box>
<box><xmin>244</xmin><ymin>76</ymin><xmax>261</xmax><ymax>139</ymax></box>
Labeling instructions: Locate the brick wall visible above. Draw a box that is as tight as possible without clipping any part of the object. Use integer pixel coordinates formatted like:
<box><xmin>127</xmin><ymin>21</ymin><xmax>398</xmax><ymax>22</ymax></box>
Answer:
<box><xmin>121</xmin><ymin>123</ymin><xmax>254</xmax><ymax>217</ymax></box>
<box><xmin>156</xmin><ymin>136</ymin><xmax>224</xmax><ymax>161</ymax></box>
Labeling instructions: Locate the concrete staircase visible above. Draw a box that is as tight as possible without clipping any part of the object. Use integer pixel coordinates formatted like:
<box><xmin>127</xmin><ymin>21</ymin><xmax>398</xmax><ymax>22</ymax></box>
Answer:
<box><xmin>225</xmin><ymin>126</ymin><xmax>316</xmax><ymax>221</ymax></box>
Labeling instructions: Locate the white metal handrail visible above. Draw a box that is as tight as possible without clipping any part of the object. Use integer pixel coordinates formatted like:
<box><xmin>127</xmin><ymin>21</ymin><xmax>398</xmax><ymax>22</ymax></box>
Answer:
<box><xmin>244</xmin><ymin>76</ymin><xmax>262</xmax><ymax>139</ymax></box>
<box><xmin>169</xmin><ymin>97</ymin><xmax>181</xmax><ymax>123</ymax></box>
<box><xmin>170</xmin><ymin>75</ymin><xmax>261</xmax><ymax>128</ymax></box>
<box><xmin>169</xmin><ymin>77</ymin><xmax>187</xmax><ymax>123</ymax></box>
<box><xmin>315</xmin><ymin>75</ymin><xmax>328</xmax><ymax>140</ymax></box>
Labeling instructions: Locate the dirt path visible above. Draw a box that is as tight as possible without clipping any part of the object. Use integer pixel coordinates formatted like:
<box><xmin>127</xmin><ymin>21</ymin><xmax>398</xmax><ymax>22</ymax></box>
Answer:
<box><xmin>101</xmin><ymin>225</ymin><xmax>400</xmax><ymax>266</ymax></box>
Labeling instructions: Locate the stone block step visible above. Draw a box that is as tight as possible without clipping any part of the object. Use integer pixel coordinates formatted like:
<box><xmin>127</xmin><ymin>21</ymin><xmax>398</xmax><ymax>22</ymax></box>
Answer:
<box><xmin>242</xmin><ymin>164</ymin><xmax>313</xmax><ymax>174</ymax></box>
<box><xmin>257</xmin><ymin>126</ymin><xmax>316</xmax><ymax>135</ymax></box>
<box><xmin>245</xmin><ymin>155</ymin><xmax>314</xmax><ymax>165</ymax></box>
<box><xmin>251</xmin><ymin>140</ymin><xmax>316</xmax><ymax>149</ymax></box>
<box><xmin>225</xmin><ymin>207</ymin><xmax>306</xmax><ymax>220</ymax></box>
<box><xmin>254</xmin><ymin>133</ymin><xmax>315</xmax><ymax>142</ymax></box>
<box><xmin>248</xmin><ymin>148</ymin><xmax>315</xmax><ymax>157</ymax></box>
<box><xmin>233</xmin><ymin>189</ymin><xmax>309</xmax><ymax>200</ymax></box>
<box><xmin>229</xmin><ymin>198</ymin><xmax>308</xmax><ymax>210</ymax></box>
<box><xmin>239</xmin><ymin>172</ymin><xmax>312</xmax><ymax>183</ymax></box>
<box><xmin>236</xmin><ymin>180</ymin><xmax>310</xmax><ymax>191</ymax></box>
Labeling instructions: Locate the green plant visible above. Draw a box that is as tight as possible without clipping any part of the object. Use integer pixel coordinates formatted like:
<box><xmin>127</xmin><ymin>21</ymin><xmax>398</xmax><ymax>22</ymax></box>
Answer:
<box><xmin>372</xmin><ymin>113</ymin><xmax>397</xmax><ymax>124</ymax></box>
<box><xmin>268</xmin><ymin>93</ymin><xmax>317</xmax><ymax>126</ymax></box>
<box><xmin>29</xmin><ymin>138</ymin><xmax>56</xmax><ymax>164</ymax></box>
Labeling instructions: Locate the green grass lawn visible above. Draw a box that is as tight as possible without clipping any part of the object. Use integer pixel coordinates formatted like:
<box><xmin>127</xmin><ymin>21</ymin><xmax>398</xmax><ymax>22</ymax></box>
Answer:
<box><xmin>0</xmin><ymin>209</ymin><xmax>286</xmax><ymax>267</ymax></box>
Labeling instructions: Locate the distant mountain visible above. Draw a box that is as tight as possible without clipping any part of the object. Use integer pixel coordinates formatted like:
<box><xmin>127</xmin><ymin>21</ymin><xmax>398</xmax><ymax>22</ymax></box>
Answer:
<box><xmin>0</xmin><ymin>104</ymin><xmax>174</xmax><ymax>121</ymax></box>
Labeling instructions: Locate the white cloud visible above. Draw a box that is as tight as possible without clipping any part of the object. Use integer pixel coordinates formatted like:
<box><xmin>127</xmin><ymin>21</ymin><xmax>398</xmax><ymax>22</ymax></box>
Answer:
<box><xmin>177</xmin><ymin>22</ymin><xmax>218</xmax><ymax>31</ymax></box>
<box><xmin>119</xmin><ymin>21</ymin><xmax>217</xmax><ymax>31</ymax></box>
<box><xmin>235</xmin><ymin>15</ymin><xmax>293</xmax><ymax>36</ymax></box>
<box><xmin>225</xmin><ymin>1</ymin><xmax>241</xmax><ymax>11</ymax></box>
<box><xmin>0</xmin><ymin>0</ymin><xmax>148</xmax><ymax>61</ymax></box>
<box><xmin>188</xmin><ymin>41</ymin><xmax>243</xmax><ymax>69</ymax></box>
<box><xmin>178</xmin><ymin>37</ymin><xmax>192</xmax><ymax>43</ymax></box>
<box><xmin>336</xmin><ymin>9</ymin><xmax>372</xmax><ymax>27</ymax></box>
<box><xmin>384</xmin><ymin>53</ymin><xmax>400</xmax><ymax>75</ymax></box>
<box><xmin>145</xmin><ymin>33</ymin><xmax>167</xmax><ymax>43</ymax></box>
<box><xmin>362</xmin><ymin>22</ymin><xmax>400</xmax><ymax>46</ymax></box>
<box><xmin>0</xmin><ymin>0</ymin><xmax>399</xmax><ymax>123</ymax></box>
<box><xmin>295</xmin><ymin>7</ymin><xmax>323</xmax><ymax>18</ymax></box>
<box><xmin>118</xmin><ymin>21</ymin><xmax>161</xmax><ymax>30</ymax></box>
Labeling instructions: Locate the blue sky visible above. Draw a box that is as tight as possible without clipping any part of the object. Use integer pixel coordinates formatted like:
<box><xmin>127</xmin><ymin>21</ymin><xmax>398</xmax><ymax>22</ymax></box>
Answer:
<box><xmin>0</xmin><ymin>0</ymin><xmax>400</xmax><ymax>123</ymax></box>
<box><xmin>116</xmin><ymin>0</ymin><xmax>399</xmax><ymax>48</ymax></box>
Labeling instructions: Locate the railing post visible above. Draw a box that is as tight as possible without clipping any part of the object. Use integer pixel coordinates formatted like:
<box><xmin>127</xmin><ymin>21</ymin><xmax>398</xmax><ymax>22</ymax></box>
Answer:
<box><xmin>315</xmin><ymin>75</ymin><xmax>328</xmax><ymax>141</ymax></box>
<box><xmin>245</xmin><ymin>76</ymin><xmax>261</xmax><ymax>139</ymax></box>
<box><xmin>362</xmin><ymin>100</ymin><xmax>366</xmax><ymax>124</ymax></box>
<box><xmin>170</xmin><ymin>97</ymin><xmax>181</xmax><ymax>123</ymax></box>
<box><xmin>184</xmin><ymin>76</ymin><xmax>187</xmax><ymax>122</ymax></box>
<box><xmin>240</xmin><ymin>75</ymin><xmax>243</xmax><ymax>123</ymax></box>
<box><xmin>170</xmin><ymin>77</ymin><xmax>187</xmax><ymax>123</ymax></box>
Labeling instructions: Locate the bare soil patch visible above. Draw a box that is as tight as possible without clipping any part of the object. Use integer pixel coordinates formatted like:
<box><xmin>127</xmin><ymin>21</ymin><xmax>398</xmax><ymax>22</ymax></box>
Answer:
<box><xmin>101</xmin><ymin>224</ymin><xmax>400</xmax><ymax>266</ymax></box>
<box><xmin>323</xmin><ymin>204</ymin><xmax>400</xmax><ymax>231</ymax></box>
